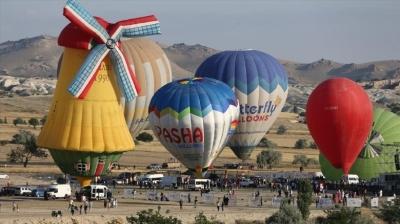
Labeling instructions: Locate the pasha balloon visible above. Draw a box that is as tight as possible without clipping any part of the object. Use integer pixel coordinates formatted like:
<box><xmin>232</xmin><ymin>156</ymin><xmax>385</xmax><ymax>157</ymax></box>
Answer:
<box><xmin>120</xmin><ymin>38</ymin><xmax>172</xmax><ymax>138</ymax></box>
<box><xmin>320</xmin><ymin>107</ymin><xmax>400</xmax><ymax>180</ymax></box>
<box><xmin>38</xmin><ymin>0</ymin><xmax>160</xmax><ymax>186</ymax></box>
<box><xmin>195</xmin><ymin>50</ymin><xmax>288</xmax><ymax>160</ymax></box>
<box><xmin>306</xmin><ymin>77</ymin><xmax>373</xmax><ymax>175</ymax></box>
<box><xmin>148</xmin><ymin>77</ymin><xmax>239</xmax><ymax>176</ymax></box>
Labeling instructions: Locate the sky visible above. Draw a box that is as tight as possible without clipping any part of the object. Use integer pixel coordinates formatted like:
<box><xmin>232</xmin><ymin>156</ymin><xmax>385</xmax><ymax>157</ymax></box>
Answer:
<box><xmin>0</xmin><ymin>0</ymin><xmax>399</xmax><ymax>63</ymax></box>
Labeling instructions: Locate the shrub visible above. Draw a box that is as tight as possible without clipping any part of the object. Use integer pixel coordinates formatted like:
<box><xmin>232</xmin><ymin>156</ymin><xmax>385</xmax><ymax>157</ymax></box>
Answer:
<box><xmin>258</xmin><ymin>137</ymin><xmax>277</xmax><ymax>148</ymax></box>
<box><xmin>276</xmin><ymin>125</ymin><xmax>287</xmax><ymax>135</ymax></box>
<box><xmin>126</xmin><ymin>209</ymin><xmax>182</xmax><ymax>224</ymax></box>
<box><xmin>265</xmin><ymin>203</ymin><xmax>304</xmax><ymax>224</ymax></box>
<box><xmin>309</xmin><ymin>142</ymin><xmax>318</xmax><ymax>149</ymax></box>
<box><xmin>316</xmin><ymin>207</ymin><xmax>374</xmax><ymax>224</ymax></box>
<box><xmin>297</xmin><ymin>180</ymin><xmax>313</xmax><ymax>220</ymax></box>
<box><xmin>294</xmin><ymin>139</ymin><xmax>308</xmax><ymax>149</ymax></box>
<box><xmin>136</xmin><ymin>132</ymin><xmax>154</xmax><ymax>142</ymax></box>
<box><xmin>256</xmin><ymin>149</ymin><xmax>282</xmax><ymax>169</ymax></box>
<box><xmin>194</xmin><ymin>212</ymin><xmax>224</xmax><ymax>224</ymax></box>
<box><xmin>375</xmin><ymin>198</ymin><xmax>400</xmax><ymax>224</ymax></box>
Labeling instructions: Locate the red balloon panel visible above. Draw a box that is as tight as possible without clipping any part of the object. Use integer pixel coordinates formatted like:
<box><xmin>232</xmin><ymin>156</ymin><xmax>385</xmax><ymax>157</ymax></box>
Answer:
<box><xmin>306</xmin><ymin>78</ymin><xmax>373</xmax><ymax>174</ymax></box>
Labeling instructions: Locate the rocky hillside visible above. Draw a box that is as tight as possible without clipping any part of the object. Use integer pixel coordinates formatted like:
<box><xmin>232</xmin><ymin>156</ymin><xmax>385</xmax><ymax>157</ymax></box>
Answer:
<box><xmin>1</xmin><ymin>35</ymin><xmax>399</xmax><ymax>84</ymax></box>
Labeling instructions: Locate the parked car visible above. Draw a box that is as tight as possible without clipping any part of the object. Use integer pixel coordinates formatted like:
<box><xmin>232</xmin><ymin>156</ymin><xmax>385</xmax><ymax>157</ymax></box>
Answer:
<box><xmin>146</xmin><ymin>163</ymin><xmax>162</xmax><ymax>170</ymax></box>
<box><xmin>31</xmin><ymin>188</ymin><xmax>46</xmax><ymax>198</ymax></box>
<box><xmin>239</xmin><ymin>178</ymin><xmax>256</xmax><ymax>187</ymax></box>
<box><xmin>15</xmin><ymin>186</ymin><xmax>32</xmax><ymax>196</ymax></box>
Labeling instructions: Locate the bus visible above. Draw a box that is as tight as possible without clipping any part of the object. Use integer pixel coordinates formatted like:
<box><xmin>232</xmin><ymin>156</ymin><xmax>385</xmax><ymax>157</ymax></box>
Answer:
<box><xmin>188</xmin><ymin>179</ymin><xmax>211</xmax><ymax>191</ymax></box>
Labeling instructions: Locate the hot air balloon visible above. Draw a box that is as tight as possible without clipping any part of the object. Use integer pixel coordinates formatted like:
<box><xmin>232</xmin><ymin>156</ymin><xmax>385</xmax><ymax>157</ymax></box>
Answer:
<box><xmin>320</xmin><ymin>107</ymin><xmax>400</xmax><ymax>181</ymax></box>
<box><xmin>38</xmin><ymin>0</ymin><xmax>161</xmax><ymax>186</ymax></box>
<box><xmin>195</xmin><ymin>50</ymin><xmax>288</xmax><ymax>160</ymax></box>
<box><xmin>148</xmin><ymin>77</ymin><xmax>239</xmax><ymax>176</ymax></box>
<box><xmin>306</xmin><ymin>77</ymin><xmax>373</xmax><ymax>175</ymax></box>
<box><xmin>120</xmin><ymin>38</ymin><xmax>172</xmax><ymax>138</ymax></box>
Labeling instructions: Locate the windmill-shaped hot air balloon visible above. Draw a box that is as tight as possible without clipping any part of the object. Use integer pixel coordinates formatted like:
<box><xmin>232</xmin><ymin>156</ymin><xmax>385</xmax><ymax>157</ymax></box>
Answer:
<box><xmin>38</xmin><ymin>0</ymin><xmax>161</xmax><ymax>186</ymax></box>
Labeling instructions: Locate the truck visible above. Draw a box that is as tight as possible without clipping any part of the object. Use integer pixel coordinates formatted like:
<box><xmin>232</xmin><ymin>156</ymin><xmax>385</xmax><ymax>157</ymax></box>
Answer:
<box><xmin>46</xmin><ymin>184</ymin><xmax>71</xmax><ymax>199</ymax></box>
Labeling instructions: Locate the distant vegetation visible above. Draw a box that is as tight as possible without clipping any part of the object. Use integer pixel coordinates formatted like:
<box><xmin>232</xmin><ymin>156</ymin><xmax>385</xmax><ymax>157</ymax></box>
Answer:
<box><xmin>28</xmin><ymin>118</ymin><xmax>40</xmax><ymax>129</ymax></box>
<box><xmin>277</xmin><ymin>125</ymin><xmax>288</xmax><ymax>135</ymax></box>
<box><xmin>258</xmin><ymin>137</ymin><xmax>277</xmax><ymax>148</ymax></box>
<box><xmin>0</xmin><ymin>117</ymin><xmax>8</xmax><ymax>124</ymax></box>
<box><xmin>292</xmin><ymin>155</ymin><xmax>318</xmax><ymax>168</ymax></box>
<box><xmin>7</xmin><ymin>130</ymin><xmax>47</xmax><ymax>167</ymax></box>
<box><xmin>256</xmin><ymin>149</ymin><xmax>282</xmax><ymax>169</ymax></box>
<box><xmin>388</xmin><ymin>103</ymin><xmax>400</xmax><ymax>115</ymax></box>
<box><xmin>294</xmin><ymin>139</ymin><xmax>309</xmax><ymax>149</ymax></box>
<box><xmin>13</xmin><ymin>117</ymin><xmax>27</xmax><ymax>126</ymax></box>
<box><xmin>136</xmin><ymin>132</ymin><xmax>154</xmax><ymax>142</ymax></box>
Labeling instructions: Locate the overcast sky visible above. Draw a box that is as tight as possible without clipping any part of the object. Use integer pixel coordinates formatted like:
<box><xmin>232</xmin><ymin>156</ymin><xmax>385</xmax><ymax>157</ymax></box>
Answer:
<box><xmin>0</xmin><ymin>0</ymin><xmax>399</xmax><ymax>63</ymax></box>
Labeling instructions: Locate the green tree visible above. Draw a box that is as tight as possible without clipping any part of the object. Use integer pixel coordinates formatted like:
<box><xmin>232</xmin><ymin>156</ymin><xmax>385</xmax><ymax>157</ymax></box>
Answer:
<box><xmin>294</xmin><ymin>139</ymin><xmax>308</xmax><ymax>149</ymax></box>
<box><xmin>316</xmin><ymin>207</ymin><xmax>373</xmax><ymax>224</ymax></box>
<box><xmin>194</xmin><ymin>212</ymin><xmax>224</xmax><ymax>224</ymax></box>
<box><xmin>375</xmin><ymin>198</ymin><xmax>400</xmax><ymax>224</ymax></box>
<box><xmin>7</xmin><ymin>130</ymin><xmax>47</xmax><ymax>167</ymax></box>
<box><xmin>297</xmin><ymin>180</ymin><xmax>313</xmax><ymax>220</ymax></box>
<box><xmin>265</xmin><ymin>202</ymin><xmax>304</xmax><ymax>224</ymax></box>
<box><xmin>28</xmin><ymin>118</ymin><xmax>40</xmax><ymax>129</ymax></box>
<box><xmin>276</xmin><ymin>125</ymin><xmax>287</xmax><ymax>135</ymax></box>
<box><xmin>257</xmin><ymin>137</ymin><xmax>277</xmax><ymax>148</ymax></box>
<box><xmin>136</xmin><ymin>132</ymin><xmax>154</xmax><ymax>142</ymax></box>
<box><xmin>126</xmin><ymin>209</ymin><xmax>182</xmax><ymax>224</ymax></box>
<box><xmin>0</xmin><ymin>118</ymin><xmax>3</xmax><ymax>124</ymax></box>
<box><xmin>13</xmin><ymin>117</ymin><xmax>25</xmax><ymax>126</ymax></box>
<box><xmin>256</xmin><ymin>149</ymin><xmax>282</xmax><ymax>169</ymax></box>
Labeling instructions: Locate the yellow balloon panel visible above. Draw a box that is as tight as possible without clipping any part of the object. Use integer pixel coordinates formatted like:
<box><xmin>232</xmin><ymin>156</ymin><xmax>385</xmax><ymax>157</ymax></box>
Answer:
<box><xmin>38</xmin><ymin>48</ymin><xmax>134</xmax><ymax>153</ymax></box>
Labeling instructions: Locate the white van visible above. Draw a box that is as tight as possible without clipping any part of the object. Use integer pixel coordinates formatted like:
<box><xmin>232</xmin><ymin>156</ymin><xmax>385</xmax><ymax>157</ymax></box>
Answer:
<box><xmin>82</xmin><ymin>185</ymin><xmax>108</xmax><ymax>200</ymax></box>
<box><xmin>46</xmin><ymin>184</ymin><xmax>71</xmax><ymax>199</ymax></box>
<box><xmin>341</xmin><ymin>174</ymin><xmax>359</xmax><ymax>185</ymax></box>
<box><xmin>15</xmin><ymin>186</ymin><xmax>32</xmax><ymax>196</ymax></box>
<box><xmin>188</xmin><ymin>179</ymin><xmax>211</xmax><ymax>191</ymax></box>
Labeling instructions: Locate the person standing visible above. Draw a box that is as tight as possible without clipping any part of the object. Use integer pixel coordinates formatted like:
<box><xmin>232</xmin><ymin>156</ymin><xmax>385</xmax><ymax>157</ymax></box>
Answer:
<box><xmin>216</xmin><ymin>199</ymin><xmax>220</xmax><ymax>212</ymax></box>
<box><xmin>12</xmin><ymin>201</ymin><xmax>16</xmax><ymax>212</ymax></box>
<box><xmin>179</xmin><ymin>199</ymin><xmax>183</xmax><ymax>210</ymax></box>
<box><xmin>194</xmin><ymin>196</ymin><xmax>198</xmax><ymax>208</ymax></box>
